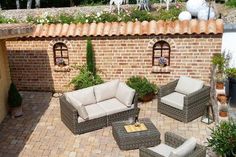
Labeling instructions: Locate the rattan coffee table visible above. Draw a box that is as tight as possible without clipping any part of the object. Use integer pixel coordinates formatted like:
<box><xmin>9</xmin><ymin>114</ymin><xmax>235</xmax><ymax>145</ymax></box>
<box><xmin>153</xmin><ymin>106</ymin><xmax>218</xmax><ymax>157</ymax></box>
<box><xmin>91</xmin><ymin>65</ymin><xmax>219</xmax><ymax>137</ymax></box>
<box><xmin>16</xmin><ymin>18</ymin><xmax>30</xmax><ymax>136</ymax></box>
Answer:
<box><xmin>112</xmin><ymin>118</ymin><xmax>161</xmax><ymax>150</ymax></box>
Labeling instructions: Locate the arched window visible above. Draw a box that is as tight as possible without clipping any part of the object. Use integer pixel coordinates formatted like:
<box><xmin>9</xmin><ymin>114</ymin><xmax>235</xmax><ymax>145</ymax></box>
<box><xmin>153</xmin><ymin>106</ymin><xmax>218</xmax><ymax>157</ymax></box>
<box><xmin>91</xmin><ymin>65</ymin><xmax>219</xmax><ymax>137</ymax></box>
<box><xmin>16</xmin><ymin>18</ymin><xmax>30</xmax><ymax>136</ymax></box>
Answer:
<box><xmin>152</xmin><ymin>40</ymin><xmax>171</xmax><ymax>67</ymax></box>
<box><xmin>53</xmin><ymin>43</ymin><xmax>69</xmax><ymax>66</ymax></box>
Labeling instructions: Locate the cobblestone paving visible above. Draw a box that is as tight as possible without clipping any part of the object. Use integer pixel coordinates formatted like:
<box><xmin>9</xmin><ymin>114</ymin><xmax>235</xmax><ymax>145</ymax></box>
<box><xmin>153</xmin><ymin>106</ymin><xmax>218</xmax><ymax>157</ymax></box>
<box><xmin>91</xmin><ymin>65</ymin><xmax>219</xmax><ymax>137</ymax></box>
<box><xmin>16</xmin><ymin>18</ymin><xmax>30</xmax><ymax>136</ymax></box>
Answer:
<box><xmin>0</xmin><ymin>92</ymin><xmax>217</xmax><ymax>157</ymax></box>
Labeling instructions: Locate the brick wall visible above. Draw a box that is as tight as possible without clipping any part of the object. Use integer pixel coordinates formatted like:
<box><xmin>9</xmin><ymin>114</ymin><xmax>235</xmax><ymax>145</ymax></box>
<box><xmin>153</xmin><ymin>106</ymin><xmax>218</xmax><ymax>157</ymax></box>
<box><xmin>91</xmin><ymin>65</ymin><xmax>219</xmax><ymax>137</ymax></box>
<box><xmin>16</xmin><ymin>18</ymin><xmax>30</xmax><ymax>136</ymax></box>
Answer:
<box><xmin>6</xmin><ymin>34</ymin><xmax>222</xmax><ymax>92</ymax></box>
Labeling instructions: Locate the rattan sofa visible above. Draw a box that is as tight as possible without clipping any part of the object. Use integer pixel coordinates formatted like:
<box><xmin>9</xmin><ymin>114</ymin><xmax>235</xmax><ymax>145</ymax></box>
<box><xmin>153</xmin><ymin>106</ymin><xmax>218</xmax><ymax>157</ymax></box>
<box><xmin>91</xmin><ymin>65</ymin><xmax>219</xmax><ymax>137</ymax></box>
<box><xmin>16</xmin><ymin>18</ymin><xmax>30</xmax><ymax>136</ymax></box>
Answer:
<box><xmin>158</xmin><ymin>77</ymin><xmax>210</xmax><ymax>122</ymax></box>
<box><xmin>139</xmin><ymin>132</ymin><xmax>206</xmax><ymax>157</ymax></box>
<box><xmin>60</xmin><ymin>80</ymin><xmax>140</xmax><ymax>134</ymax></box>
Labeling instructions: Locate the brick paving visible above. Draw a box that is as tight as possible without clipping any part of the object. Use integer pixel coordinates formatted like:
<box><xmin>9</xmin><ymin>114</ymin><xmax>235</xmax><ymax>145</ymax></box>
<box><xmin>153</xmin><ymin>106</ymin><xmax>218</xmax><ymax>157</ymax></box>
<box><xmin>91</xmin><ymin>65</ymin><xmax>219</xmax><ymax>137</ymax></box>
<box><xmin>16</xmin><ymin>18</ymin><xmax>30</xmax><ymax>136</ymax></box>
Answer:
<box><xmin>0</xmin><ymin>92</ymin><xmax>217</xmax><ymax>157</ymax></box>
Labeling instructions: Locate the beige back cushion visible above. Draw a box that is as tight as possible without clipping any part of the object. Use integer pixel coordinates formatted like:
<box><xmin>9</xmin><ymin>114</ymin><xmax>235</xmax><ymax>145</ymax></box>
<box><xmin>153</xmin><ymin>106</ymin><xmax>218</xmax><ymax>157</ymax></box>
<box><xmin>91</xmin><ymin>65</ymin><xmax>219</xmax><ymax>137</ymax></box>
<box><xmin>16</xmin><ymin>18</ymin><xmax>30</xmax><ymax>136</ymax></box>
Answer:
<box><xmin>116</xmin><ymin>82</ymin><xmax>135</xmax><ymax>107</ymax></box>
<box><xmin>175</xmin><ymin>76</ymin><xmax>204</xmax><ymax>95</ymax></box>
<box><xmin>169</xmin><ymin>137</ymin><xmax>197</xmax><ymax>157</ymax></box>
<box><xmin>94</xmin><ymin>80</ymin><xmax>120</xmax><ymax>102</ymax></box>
<box><xmin>65</xmin><ymin>87</ymin><xmax>96</xmax><ymax>106</ymax></box>
<box><xmin>64</xmin><ymin>94</ymin><xmax>89</xmax><ymax>120</ymax></box>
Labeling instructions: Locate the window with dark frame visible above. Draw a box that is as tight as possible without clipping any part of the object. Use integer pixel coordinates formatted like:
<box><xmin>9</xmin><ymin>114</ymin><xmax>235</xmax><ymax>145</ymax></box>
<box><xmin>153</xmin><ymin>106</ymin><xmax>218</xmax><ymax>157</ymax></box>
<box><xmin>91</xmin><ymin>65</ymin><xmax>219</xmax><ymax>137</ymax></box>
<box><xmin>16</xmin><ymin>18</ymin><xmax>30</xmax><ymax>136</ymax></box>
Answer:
<box><xmin>53</xmin><ymin>42</ymin><xmax>69</xmax><ymax>66</ymax></box>
<box><xmin>152</xmin><ymin>40</ymin><xmax>171</xmax><ymax>67</ymax></box>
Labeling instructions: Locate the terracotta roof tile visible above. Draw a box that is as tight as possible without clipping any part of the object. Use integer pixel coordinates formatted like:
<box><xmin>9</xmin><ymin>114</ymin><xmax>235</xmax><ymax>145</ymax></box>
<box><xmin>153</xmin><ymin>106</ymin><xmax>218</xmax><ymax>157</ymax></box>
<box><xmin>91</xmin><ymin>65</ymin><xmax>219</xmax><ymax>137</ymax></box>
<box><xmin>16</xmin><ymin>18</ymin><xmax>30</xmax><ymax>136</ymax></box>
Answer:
<box><xmin>89</xmin><ymin>23</ymin><xmax>97</xmax><ymax>36</ymax></box>
<box><xmin>189</xmin><ymin>20</ymin><xmax>199</xmax><ymax>34</ymax></box>
<box><xmin>67</xmin><ymin>23</ymin><xmax>76</xmax><ymax>37</ymax></box>
<box><xmin>26</xmin><ymin>20</ymin><xmax>223</xmax><ymax>38</ymax></box>
<box><xmin>119</xmin><ymin>22</ymin><xmax>126</xmax><ymax>35</ymax></box>
<box><xmin>110</xmin><ymin>22</ymin><xmax>119</xmax><ymax>36</ymax></box>
<box><xmin>75</xmin><ymin>23</ymin><xmax>83</xmax><ymax>36</ymax></box>
<box><xmin>126</xmin><ymin>21</ymin><xmax>134</xmax><ymax>35</ymax></box>
<box><xmin>61</xmin><ymin>24</ymin><xmax>69</xmax><ymax>37</ymax></box>
<box><xmin>82</xmin><ymin>23</ymin><xmax>89</xmax><ymax>36</ymax></box>
<box><xmin>207</xmin><ymin>20</ymin><xmax>217</xmax><ymax>34</ymax></box>
<box><xmin>54</xmin><ymin>24</ymin><xmax>62</xmax><ymax>37</ymax></box>
<box><xmin>216</xmin><ymin>19</ymin><xmax>224</xmax><ymax>34</ymax></box>
<box><xmin>40</xmin><ymin>24</ymin><xmax>49</xmax><ymax>37</ymax></box>
<box><xmin>0</xmin><ymin>24</ymin><xmax>34</xmax><ymax>39</ymax></box>
<box><xmin>47</xmin><ymin>24</ymin><xmax>56</xmax><ymax>37</ymax></box>
<box><xmin>156</xmin><ymin>20</ymin><xmax>165</xmax><ymax>34</ymax></box>
<box><xmin>141</xmin><ymin>21</ymin><xmax>149</xmax><ymax>35</ymax></box>
<box><xmin>96</xmin><ymin>22</ymin><xmax>104</xmax><ymax>36</ymax></box>
<box><xmin>173</xmin><ymin>20</ymin><xmax>181</xmax><ymax>34</ymax></box>
<box><xmin>149</xmin><ymin>20</ymin><xmax>157</xmax><ymax>35</ymax></box>
<box><xmin>103</xmin><ymin>22</ymin><xmax>111</xmax><ymax>36</ymax></box>
<box><xmin>199</xmin><ymin>20</ymin><xmax>207</xmax><ymax>34</ymax></box>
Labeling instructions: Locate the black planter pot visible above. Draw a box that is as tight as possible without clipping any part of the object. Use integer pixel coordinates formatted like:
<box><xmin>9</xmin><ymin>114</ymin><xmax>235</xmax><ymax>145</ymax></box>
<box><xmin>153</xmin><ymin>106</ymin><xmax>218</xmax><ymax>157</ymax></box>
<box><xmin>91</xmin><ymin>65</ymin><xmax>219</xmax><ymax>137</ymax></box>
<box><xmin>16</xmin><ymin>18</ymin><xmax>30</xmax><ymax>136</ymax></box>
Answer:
<box><xmin>228</xmin><ymin>77</ymin><xmax>236</xmax><ymax>105</ymax></box>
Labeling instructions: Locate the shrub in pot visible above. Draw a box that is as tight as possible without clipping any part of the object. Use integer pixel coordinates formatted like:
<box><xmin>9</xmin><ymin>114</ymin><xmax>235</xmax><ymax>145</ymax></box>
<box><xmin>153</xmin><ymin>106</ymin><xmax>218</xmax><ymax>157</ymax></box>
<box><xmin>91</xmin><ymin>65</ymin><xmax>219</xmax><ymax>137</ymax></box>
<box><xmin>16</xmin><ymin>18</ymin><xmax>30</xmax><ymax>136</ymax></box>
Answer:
<box><xmin>207</xmin><ymin>120</ymin><xmax>236</xmax><ymax>157</ymax></box>
<box><xmin>219</xmin><ymin>106</ymin><xmax>228</xmax><ymax>117</ymax></box>
<box><xmin>211</xmin><ymin>53</ymin><xmax>230</xmax><ymax>89</ymax></box>
<box><xmin>126</xmin><ymin>76</ymin><xmax>158</xmax><ymax>102</ymax></box>
<box><xmin>8</xmin><ymin>83</ymin><xmax>23</xmax><ymax>118</ymax></box>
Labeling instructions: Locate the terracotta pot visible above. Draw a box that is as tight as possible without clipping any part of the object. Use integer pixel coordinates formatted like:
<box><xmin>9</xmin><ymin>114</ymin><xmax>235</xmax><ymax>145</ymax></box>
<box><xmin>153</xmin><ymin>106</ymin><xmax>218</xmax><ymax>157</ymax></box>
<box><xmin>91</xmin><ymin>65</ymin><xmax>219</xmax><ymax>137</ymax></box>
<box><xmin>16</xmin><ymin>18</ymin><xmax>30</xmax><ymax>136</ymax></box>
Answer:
<box><xmin>217</xmin><ymin>94</ymin><xmax>228</xmax><ymax>104</ymax></box>
<box><xmin>216</xmin><ymin>82</ymin><xmax>224</xmax><ymax>89</ymax></box>
<box><xmin>139</xmin><ymin>93</ymin><xmax>155</xmax><ymax>102</ymax></box>
<box><xmin>219</xmin><ymin>111</ymin><xmax>228</xmax><ymax>117</ymax></box>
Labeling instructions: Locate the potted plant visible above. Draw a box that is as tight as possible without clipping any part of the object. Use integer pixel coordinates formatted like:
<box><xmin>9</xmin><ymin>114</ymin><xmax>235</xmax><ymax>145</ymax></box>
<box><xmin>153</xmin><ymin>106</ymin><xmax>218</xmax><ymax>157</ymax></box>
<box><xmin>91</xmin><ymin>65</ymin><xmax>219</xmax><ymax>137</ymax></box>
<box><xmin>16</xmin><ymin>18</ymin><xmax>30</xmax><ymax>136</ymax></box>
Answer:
<box><xmin>207</xmin><ymin>120</ymin><xmax>236</xmax><ymax>157</ymax></box>
<box><xmin>126</xmin><ymin>76</ymin><xmax>158</xmax><ymax>102</ymax></box>
<box><xmin>217</xmin><ymin>94</ymin><xmax>228</xmax><ymax>104</ymax></box>
<box><xmin>219</xmin><ymin>106</ymin><xmax>228</xmax><ymax>117</ymax></box>
<box><xmin>212</xmin><ymin>53</ymin><xmax>226</xmax><ymax>89</ymax></box>
<box><xmin>225</xmin><ymin>68</ymin><xmax>236</xmax><ymax>105</ymax></box>
<box><xmin>158</xmin><ymin>57</ymin><xmax>167</xmax><ymax>67</ymax></box>
<box><xmin>215</xmin><ymin>72</ymin><xmax>225</xmax><ymax>89</ymax></box>
<box><xmin>8</xmin><ymin>83</ymin><xmax>23</xmax><ymax>118</ymax></box>
<box><xmin>56</xmin><ymin>58</ymin><xmax>66</xmax><ymax>67</ymax></box>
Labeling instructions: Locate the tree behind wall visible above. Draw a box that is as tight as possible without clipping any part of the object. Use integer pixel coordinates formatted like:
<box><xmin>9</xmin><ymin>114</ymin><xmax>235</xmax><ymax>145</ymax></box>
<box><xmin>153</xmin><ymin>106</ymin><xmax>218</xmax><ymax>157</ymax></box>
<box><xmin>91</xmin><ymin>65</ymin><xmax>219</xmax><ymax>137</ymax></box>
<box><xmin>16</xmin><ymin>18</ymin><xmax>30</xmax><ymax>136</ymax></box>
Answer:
<box><xmin>86</xmin><ymin>39</ymin><xmax>96</xmax><ymax>76</ymax></box>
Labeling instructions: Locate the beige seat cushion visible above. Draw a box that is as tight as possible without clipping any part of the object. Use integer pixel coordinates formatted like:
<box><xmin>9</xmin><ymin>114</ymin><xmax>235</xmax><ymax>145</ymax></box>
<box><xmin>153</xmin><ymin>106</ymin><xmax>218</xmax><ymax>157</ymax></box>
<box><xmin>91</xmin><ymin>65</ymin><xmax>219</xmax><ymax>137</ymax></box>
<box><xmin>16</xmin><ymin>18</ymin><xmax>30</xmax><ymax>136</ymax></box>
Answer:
<box><xmin>65</xmin><ymin>86</ymin><xmax>96</xmax><ymax>106</ymax></box>
<box><xmin>161</xmin><ymin>92</ymin><xmax>185</xmax><ymax>110</ymax></box>
<box><xmin>84</xmin><ymin>104</ymin><xmax>107</xmax><ymax>120</ymax></box>
<box><xmin>66</xmin><ymin>95</ymin><xmax>89</xmax><ymax>120</ymax></box>
<box><xmin>148</xmin><ymin>143</ymin><xmax>175</xmax><ymax>157</ymax></box>
<box><xmin>169</xmin><ymin>137</ymin><xmax>197</xmax><ymax>157</ymax></box>
<box><xmin>116</xmin><ymin>82</ymin><xmax>135</xmax><ymax>107</ymax></box>
<box><xmin>97</xmin><ymin>98</ymin><xmax>132</xmax><ymax>115</ymax></box>
<box><xmin>94</xmin><ymin>80</ymin><xmax>120</xmax><ymax>102</ymax></box>
<box><xmin>175</xmin><ymin>76</ymin><xmax>204</xmax><ymax>95</ymax></box>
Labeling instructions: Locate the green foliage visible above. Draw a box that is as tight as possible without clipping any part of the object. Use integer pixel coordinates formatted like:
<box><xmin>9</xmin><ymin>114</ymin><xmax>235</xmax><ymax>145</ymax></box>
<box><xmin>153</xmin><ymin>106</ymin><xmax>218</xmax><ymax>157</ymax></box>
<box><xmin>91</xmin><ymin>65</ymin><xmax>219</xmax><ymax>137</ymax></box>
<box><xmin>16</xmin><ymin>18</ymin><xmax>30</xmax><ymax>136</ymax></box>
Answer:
<box><xmin>126</xmin><ymin>76</ymin><xmax>158</xmax><ymax>99</ymax></box>
<box><xmin>0</xmin><ymin>15</ymin><xmax>17</xmax><ymax>24</ymax></box>
<box><xmin>86</xmin><ymin>39</ymin><xmax>95</xmax><ymax>76</ymax></box>
<box><xmin>226</xmin><ymin>0</ymin><xmax>236</xmax><ymax>7</ymax></box>
<box><xmin>212</xmin><ymin>54</ymin><xmax>226</xmax><ymax>72</ymax></box>
<box><xmin>8</xmin><ymin>83</ymin><xmax>22</xmax><ymax>108</ymax></box>
<box><xmin>155</xmin><ymin>7</ymin><xmax>182</xmax><ymax>21</ymax></box>
<box><xmin>70</xmin><ymin>65</ymin><xmax>103</xmax><ymax>90</ymax></box>
<box><xmin>207</xmin><ymin>120</ymin><xmax>236</xmax><ymax>156</ymax></box>
<box><xmin>129</xmin><ymin>9</ymin><xmax>155</xmax><ymax>22</ymax></box>
<box><xmin>225</xmin><ymin>68</ymin><xmax>236</xmax><ymax>79</ymax></box>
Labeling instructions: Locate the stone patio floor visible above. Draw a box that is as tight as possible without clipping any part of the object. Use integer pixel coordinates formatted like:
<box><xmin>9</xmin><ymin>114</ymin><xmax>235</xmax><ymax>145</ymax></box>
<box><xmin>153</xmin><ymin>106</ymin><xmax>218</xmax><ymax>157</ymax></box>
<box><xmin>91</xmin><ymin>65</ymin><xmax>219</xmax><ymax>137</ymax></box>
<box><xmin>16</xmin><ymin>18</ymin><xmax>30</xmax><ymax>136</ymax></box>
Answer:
<box><xmin>0</xmin><ymin>91</ymin><xmax>217</xmax><ymax>157</ymax></box>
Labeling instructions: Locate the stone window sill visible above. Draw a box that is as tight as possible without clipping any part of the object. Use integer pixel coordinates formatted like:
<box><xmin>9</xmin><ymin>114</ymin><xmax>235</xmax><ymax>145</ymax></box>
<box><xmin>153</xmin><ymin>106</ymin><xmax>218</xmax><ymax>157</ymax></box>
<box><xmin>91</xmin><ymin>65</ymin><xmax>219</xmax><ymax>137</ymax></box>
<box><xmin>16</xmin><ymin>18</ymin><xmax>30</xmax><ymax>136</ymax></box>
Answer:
<box><xmin>151</xmin><ymin>66</ymin><xmax>171</xmax><ymax>74</ymax></box>
<box><xmin>54</xmin><ymin>65</ymin><xmax>71</xmax><ymax>72</ymax></box>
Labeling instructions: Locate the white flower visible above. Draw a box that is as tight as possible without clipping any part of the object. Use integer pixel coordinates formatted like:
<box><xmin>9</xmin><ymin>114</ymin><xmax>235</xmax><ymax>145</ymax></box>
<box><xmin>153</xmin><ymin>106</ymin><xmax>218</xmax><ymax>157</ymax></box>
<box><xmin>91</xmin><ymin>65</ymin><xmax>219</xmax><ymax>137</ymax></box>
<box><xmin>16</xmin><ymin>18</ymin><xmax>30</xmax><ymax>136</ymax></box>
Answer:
<box><xmin>135</xmin><ymin>18</ymin><xmax>138</xmax><ymax>21</ymax></box>
<box><xmin>85</xmin><ymin>19</ymin><xmax>89</xmax><ymax>23</ymax></box>
<box><xmin>96</xmin><ymin>12</ymin><xmax>101</xmax><ymax>17</ymax></box>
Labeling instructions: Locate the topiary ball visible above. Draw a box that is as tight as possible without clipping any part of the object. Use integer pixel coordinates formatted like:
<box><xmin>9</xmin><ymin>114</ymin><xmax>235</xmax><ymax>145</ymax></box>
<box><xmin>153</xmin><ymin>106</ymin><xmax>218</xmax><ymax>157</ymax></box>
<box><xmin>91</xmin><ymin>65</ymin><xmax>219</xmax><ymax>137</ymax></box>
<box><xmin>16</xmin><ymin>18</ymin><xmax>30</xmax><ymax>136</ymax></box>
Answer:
<box><xmin>197</xmin><ymin>7</ymin><xmax>216</xmax><ymax>20</ymax></box>
<box><xmin>178</xmin><ymin>11</ymin><xmax>192</xmax><ymax>21</ymax></box>
<box><xmin>186</xmin><ymin>0</ymin><xmax>207</xmax><ymax>17</ymax></box>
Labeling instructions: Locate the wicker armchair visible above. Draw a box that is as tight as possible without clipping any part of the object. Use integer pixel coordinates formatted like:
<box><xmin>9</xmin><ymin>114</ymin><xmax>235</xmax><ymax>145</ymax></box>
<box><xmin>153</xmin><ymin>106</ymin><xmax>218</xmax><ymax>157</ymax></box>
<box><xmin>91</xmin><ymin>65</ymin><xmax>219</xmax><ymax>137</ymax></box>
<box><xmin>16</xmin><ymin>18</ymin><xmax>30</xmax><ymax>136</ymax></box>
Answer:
<box><xmin>158</xmin><ymin>79</ymin><xmax>210</xmax><ymax>122</ymax></box>
<box><xmin>139</xmin><ymin>132</ymin><xmax>206</xmax><ymax>157</ymax></box>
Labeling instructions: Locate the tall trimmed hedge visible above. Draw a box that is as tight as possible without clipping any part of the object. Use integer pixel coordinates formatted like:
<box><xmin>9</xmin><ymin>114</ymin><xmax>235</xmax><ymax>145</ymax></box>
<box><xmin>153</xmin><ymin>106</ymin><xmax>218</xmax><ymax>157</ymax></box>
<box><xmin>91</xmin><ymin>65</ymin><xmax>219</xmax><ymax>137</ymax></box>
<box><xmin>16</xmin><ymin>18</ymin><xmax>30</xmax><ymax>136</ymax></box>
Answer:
<box><xmin>86</xmin><ymin>39</ymin><xmax>95</xmax><ymax>76</ymax></box>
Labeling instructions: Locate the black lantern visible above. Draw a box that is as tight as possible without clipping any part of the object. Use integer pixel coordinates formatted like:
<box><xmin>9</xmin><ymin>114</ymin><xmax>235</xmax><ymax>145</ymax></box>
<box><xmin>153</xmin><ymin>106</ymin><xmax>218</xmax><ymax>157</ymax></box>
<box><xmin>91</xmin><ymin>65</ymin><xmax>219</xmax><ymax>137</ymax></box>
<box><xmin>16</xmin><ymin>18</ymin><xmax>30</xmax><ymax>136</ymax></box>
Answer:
<box><xmin>201</xmin><ymin>102</ymin><xmax>214</xmax><ymax>124</ymax></box>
